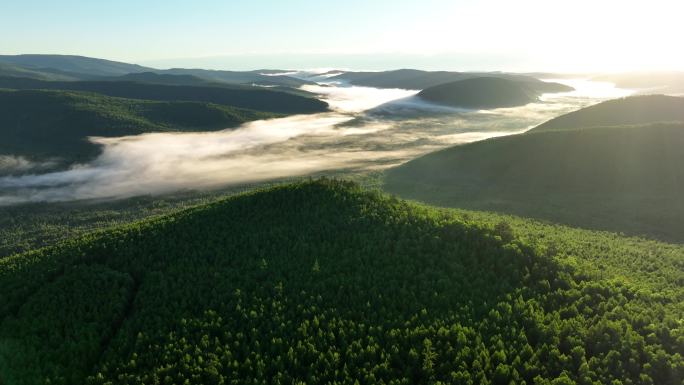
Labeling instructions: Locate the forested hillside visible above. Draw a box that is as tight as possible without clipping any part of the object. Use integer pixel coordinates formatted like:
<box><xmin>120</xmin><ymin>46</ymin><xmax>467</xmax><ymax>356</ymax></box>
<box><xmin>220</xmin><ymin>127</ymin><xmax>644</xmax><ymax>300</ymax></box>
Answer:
<box><xmin>417</xmin><ymin>77</ymin><xmax>540</xmax><ymax>109</ymax></box>
<box><xmin>0</xmin><ymin>89</ymin><xmax>278</xmax><ymax>169</ymax></box>
<box><xmin>531</xmin><ymin>95</ymin><xmax>684</xmax><ymax>132</ymax></box>
<box><xmin>0</xmin><ymin>62</ymin><xmax>80</xmax><ymax>81</ymax></box>
<box><xmin>1</xmin><ymin>180</ymin><xmax>681</xmax><ymax>385</ymax></box>
<box><xmin>0</xmin><ymin>76</ymin><xmax>328</xmax><ymax>114</ymax></box>
<box><xmin>329</xmin><ymin>69</ymin><xmax>574</xmax><ymax>93</ymax></box>
<box><xmin>0</xmin><ymin>54</ymin><xmax>152</xmax><ymax>77</ymax></box>
<box><xmin>385</xmin><ymin>122</ymin><xmax>684</xmax><ymax>242</ymax></box>
<box><xmin>0</xmin><ymin>55</ymin><xmax>316</xmax><ymax>87</ymax></box>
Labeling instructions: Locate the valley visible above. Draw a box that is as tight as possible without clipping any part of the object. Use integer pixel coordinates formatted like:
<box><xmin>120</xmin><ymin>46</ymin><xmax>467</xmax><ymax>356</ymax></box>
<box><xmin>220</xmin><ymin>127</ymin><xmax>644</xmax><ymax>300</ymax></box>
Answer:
<box><xmin>0</xmin><ymin>50</ymin><xmax>683</xmax><ymax>385</ymax></box>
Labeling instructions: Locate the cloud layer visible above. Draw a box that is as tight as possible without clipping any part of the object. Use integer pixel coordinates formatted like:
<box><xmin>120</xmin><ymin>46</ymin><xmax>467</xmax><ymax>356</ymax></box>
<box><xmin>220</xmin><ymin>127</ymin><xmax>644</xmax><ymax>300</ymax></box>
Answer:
<box><xmin>0</xmin><ymin>79</ymin><xmax>628</xmax><ymax>204</ymax></box>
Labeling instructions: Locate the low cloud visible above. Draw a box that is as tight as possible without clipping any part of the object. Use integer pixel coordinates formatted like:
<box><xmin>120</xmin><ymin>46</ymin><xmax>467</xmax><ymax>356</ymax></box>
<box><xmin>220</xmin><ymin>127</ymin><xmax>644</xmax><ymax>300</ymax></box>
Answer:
<box><xmin>0</xmin><ymin>155</ymin><xmax>56</xmax><ymax>175</ymax></box>
<box><xmin>0</xmin><ymin>79</ymin><xmax>624</xmax><ymax>204</ymax></box>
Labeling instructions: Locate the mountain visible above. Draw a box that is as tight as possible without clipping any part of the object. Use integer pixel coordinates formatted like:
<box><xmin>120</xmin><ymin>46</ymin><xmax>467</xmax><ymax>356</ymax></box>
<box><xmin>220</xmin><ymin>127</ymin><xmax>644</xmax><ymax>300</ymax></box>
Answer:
<box><xmin>531</xmin><ymin>95</ymin><xmax>684</xmax><ymax>132</ymax></box>
<box><xmin>417</xmin><ymin>77</ymin><xmax>540</xmax><ymax>109</ymax></box>
<box><xmin>0</xmin><ymin>54</ymin><xmax>151</xmax><ymax>77</ymax></box>
<box><xmin>0</xmin><ymin>89</ymin><xmax>278</xmax><ymax>170</ymax></box>
<box><xmin>329</xmin><ymin>69</ymin><xmax>574</xmax><ymax>93</ymax></box>
<box><xmin>0</xmin><ymin>55</ymin><xmax>317</xmax><ymax>88</ymax></box>
<box><xmin>1</xmin><ymin>179</ymin><xmax>681</xmax><ymax>385</ymax></box>
<box><xmin>103</xmin><ymin>72</ymin><xmax>213</xmax><ymax>86</ymax></box>
<box><xmin>158</xmin><ymin>68</ymin><xmax>315</xmax><ymax>88</ymax></box>
<box><xmin>0</xmin><ymin>62</ymin><xmax>83</xmax><ymax>81</ymax></box>
<box><xmin>0</xmin><ymin>76</ymin><xmax>329</xmax><ymax>114</ymax></box>
<box><xmin>384</xmin><ymin>95</ymin><xmax>684</xmax><ymax>242</ymax></box>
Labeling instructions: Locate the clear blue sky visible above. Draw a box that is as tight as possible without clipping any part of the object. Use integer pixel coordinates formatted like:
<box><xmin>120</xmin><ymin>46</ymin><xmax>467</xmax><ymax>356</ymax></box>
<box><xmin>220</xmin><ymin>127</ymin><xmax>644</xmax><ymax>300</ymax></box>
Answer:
<box><xmin>2</xmin><ymin>0</ymin><xmax>683</xmax><ymax>71</ymax></box>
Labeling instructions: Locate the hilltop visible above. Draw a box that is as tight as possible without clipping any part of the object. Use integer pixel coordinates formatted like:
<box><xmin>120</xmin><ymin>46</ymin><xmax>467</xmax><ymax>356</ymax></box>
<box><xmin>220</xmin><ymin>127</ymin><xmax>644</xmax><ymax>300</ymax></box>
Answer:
<box><xmin>417</xmin><ymin>77</ymin><xmax>540</xmax><ymax>109</ymax></box>
<box><xmin>330</xmin><ymin>69</ymin><xmax>573</xmax><ymax>93</ymax></box>
<box><xmin>158</xmin><ymin>68</ymin><xmax>315</xmax><ymax>88</ymax></box>
<box><xmin>1</xmin><ymin>179</ymin><xmax>681</xmax><ymax>384</ymax></box>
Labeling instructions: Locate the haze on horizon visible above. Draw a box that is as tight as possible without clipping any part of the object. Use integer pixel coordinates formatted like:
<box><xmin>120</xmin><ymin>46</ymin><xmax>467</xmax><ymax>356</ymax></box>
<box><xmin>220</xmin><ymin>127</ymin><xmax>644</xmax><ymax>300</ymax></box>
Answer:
<box><xmin>1</xmin><ymin>0</ymin><xmax>683</xmax><ymax>73</ymax></box>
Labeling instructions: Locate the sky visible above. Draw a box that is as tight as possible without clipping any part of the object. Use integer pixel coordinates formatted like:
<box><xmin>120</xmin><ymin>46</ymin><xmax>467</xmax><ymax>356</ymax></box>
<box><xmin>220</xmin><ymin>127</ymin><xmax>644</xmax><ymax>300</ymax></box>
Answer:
<box><xmin>1</xmin><ymin>0</ymin><xmax>683</xmax><ymax>72</ymax></box>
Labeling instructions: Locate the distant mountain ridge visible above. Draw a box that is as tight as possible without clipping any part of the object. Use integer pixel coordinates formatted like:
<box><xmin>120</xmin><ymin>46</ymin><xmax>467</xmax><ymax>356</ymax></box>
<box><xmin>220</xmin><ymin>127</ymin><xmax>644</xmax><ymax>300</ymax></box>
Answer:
<box><xmin>102</xmin><ymin>72</ymin><xmax>212</xmax><ymax>86</ymax></box>
<box><xmin>0</xmin><ymin>54</ymin><xmax>151</xmax><ymax>77</ymax></box>
<box><xmin>158</xmin><ymin>68</ymin><xmax>315</xmax><ymax>87</ymax></box>
<box><xmin>0</xmin><ymin>54</ymin><xmax>317</xmax><ymax>88</ymax></box>
<box><xmin>0</xmin><ymin>76</ymin><xmax>328</xmax><ymax>114</ymax></box>
<box><xmin>0</xmin><ymin>62</ymin><xmax>83</xmax><ymax>81</ymax></box>
<box><xmin>330</xmin><ymin>69</ymin><xmax>574</xmax><ymax>92</ymax></box>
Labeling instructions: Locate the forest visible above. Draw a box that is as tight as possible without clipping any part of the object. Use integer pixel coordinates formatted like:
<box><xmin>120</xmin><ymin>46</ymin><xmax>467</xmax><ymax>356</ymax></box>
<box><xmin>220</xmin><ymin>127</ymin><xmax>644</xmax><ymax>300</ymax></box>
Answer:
<box><xmin>0</xmin><ymin>89</ymin><xmax>280</xmax><ymax>169</ymax></box>
<box><xmin>0</xmin><ymin>76</ymin><xmax>328</xmax><ymax>114</ymax></box>
<box><xmin>1</xmin><ymin>179</ymin><xmax>682</xmax><ymax>385</ymax></box>
<box><xmin>384</xmin><ymin>95</ymin><xmax>684</xmax><ymax>243</ymax></box>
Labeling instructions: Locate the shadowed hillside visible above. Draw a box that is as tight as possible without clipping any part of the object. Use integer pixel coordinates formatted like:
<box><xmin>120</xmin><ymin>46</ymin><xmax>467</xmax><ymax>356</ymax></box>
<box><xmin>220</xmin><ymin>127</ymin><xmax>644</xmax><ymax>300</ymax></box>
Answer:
<box><xmin>0</xmin><ymin>89</ymin><xmax>278</xmax><ymax>169</ymax></box>
<box><xmin>0</xmin><ymin>54</ymin><xmax>151</xmax><ymax>77</ymax></box>
<box><xmin>0</xmin><ymin>62</ymin><xmax>82</xmax><ymax>81</ymax></box>
<box><xmin>385</xmin><ymin>95</ymin><xmax>684</xmax><ymax>242</ymax></box>
<box><xmin>330</xmin><ymin>69</ymin><xmax>574</xmax><ymax>93</ymax></box>
<box><xmin>531</xmin><ymin>94</ymin><xmax>684</xmax><ymax>132</ymax></box>
<box><xmin>0</xmin><ymin>76</ymin><xmax>328</xmax><ymax>114</ymax></box>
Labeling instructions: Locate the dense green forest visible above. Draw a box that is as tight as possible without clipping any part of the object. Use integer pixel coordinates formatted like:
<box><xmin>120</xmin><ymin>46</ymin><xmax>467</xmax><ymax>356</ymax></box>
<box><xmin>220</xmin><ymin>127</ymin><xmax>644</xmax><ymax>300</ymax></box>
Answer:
<box><xmin>385</xmin><ymin>95</ymin><xmax>684</xmax><ymax>242</ymax></box>
<box><xmin>417</xmin><ymin>77</ymin><xmax>541</xmax><ymax>109</ymax></box>
<box><xmin>1</xmin><ymin>179</ymin><xmax>682</xmax><ymax>384</ymax></box>
<box><xmin>0</xmin><ymin>180</ymin><xmax>265</xmax><ymax>258</ymax></box>
<box><xmin>0</xmin><ymin>89</ymin><xmax>279</xmax><ymax>169</ymax></box>
<box><xmin>0</xmin><ymin>76</ymin><xmax>328</xmax><ymax>114</ymax></box>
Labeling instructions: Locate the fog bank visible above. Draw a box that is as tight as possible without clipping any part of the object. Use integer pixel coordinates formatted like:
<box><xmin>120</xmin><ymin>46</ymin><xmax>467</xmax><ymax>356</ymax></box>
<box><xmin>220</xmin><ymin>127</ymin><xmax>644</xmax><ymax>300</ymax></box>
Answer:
<box><xmin>0</xmin><ymin>79</ymin><xmax>631</xmax><ymax>204</ymax></box>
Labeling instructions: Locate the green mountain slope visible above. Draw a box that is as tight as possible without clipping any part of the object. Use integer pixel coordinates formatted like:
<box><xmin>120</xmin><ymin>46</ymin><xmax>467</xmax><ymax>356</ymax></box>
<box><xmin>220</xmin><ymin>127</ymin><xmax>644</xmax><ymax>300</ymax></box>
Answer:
<box><xmin>0</xmin><ymin>55</ymin><xmax>314</xmax><ymax>87</ymax></box>
<box><xmin>0</xmin><ymin>54</ymin><xmax>151</xmax><ymax>77</ymax></box>
<box><xmin>330</xmin><ymin>69</ymin><xmax>573</xmax><ymax>93</ymax></box>
<box><xmin>103</xmin><ymin>72</ymin><xmax>213</xmax><ymax>86</ymax></box>
<box><xmin>0</xmin><ymin>62</ymin><xmax>82</xmax><ymax>81</ymax></box>
<box><xmin>385</xmin><ymin>121</ymin><xmax>684</xmax><ymax>242</ymax></box>
<box><xmin>159</xmin><ymin>68</ymin><xmax>315</xmax><ymax>87</ymax></box>
<box><xmin>531</xmin><ymin>95</ymin><xmax>684</xmax><ymax>132</ymax></box>
<box><xmin>0</xmin><ymin>89</ymin><xmax>277</xmax><ymax>168</ymax></box>
<box><xmin>0</xmin><ymin>76</ymin><xmax>329</xmax><ymax>114</ymax></box>
<box><xmin>417</xmin><ymin>77</ymin><xmax>541</xmax><ymax>109</ymax></box>
<box><xmin>0</xmin><ymin>180</ymin><xmax>682</xmax><ymax>384</ymax></box>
